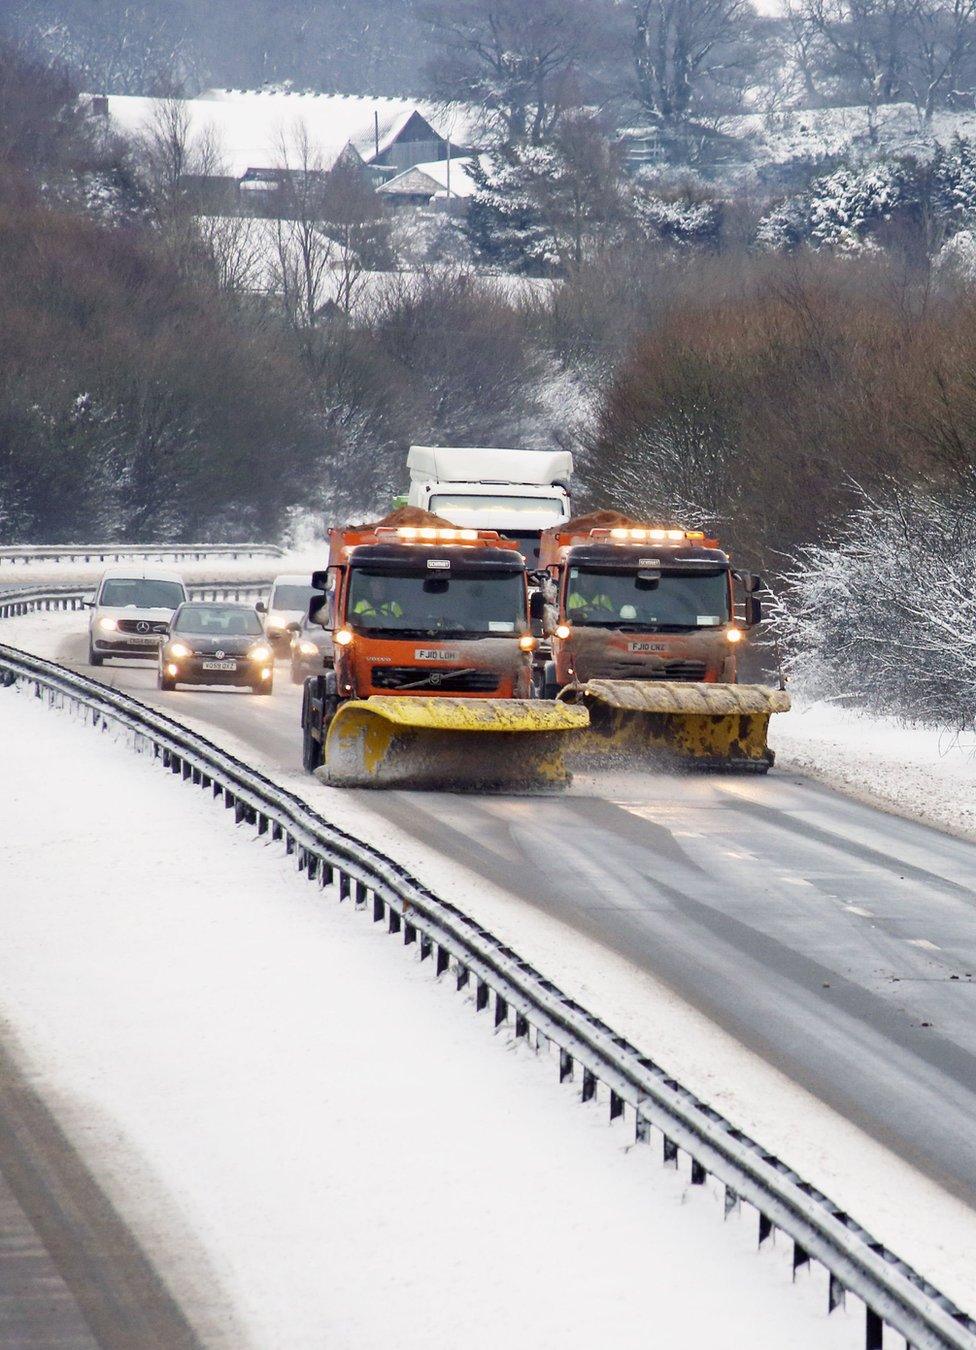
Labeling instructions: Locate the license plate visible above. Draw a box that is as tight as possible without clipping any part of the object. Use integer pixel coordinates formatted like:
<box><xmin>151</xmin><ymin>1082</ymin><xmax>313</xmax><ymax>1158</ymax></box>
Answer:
<box><xmin>128</xmin><ymin>636</ymin><xmax>159</xmax><ymax>646</ymax></box>
<box><xmin>629</xmin><ymin>642</ymin><xmax>667</xmax><ymax>653</ymax></box>
<box><xmin>415</xmin><ymin>648</ymin><xmax>459</xmax><ymax>661</ymax></box>
<box><xmin>202</xmin><ymin>660</ymin><xmax>237</xmax><ymax>671</ymax></box>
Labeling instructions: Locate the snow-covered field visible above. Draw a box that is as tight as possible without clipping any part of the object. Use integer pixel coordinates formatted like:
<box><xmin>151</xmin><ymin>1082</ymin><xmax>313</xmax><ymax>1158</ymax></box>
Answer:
<box><xmin>0</xmin><ymin>685</ymin><xmax>857</xmax><ymax>1349</ymax></box>
<box><xmin>771</xmin><ymin>698</ymin><xmax>976</xmax><ymax>842</ymax></box>
<box><xmin>725</xmin><ymin>101</ymin><xmax>976</xmax><ymax>169</ymax></box>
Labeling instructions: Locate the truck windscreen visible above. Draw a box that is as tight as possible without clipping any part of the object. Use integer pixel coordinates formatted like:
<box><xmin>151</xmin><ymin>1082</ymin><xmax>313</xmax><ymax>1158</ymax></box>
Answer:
<box><xmin>348</xmin><ymin>568</ymin><xmax>526</xmax><ymax>637</ymax></box>
<box><xmin>499</xmin><ymin>530</ymin><xmax>543</xmax><ymax>566</ymax></box>
<box><xmin>567</xmin><ymin>567</ymin><xmax>730</xmax><ymax>629</ymax></box>
<box><xmin>431</xmin><ymin>494</ymin><xmax>564</xmax><ymax>516</ymax></box>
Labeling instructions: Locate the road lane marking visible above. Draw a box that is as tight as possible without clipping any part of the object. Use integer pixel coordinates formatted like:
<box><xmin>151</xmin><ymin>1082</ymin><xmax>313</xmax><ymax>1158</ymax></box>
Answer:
<box><xmin>845</xmin><ymin>905</ymin><xmax>875</xmax><ymax>918</ymax></box>
<box><xmin>906</xmin><ymin>938</ymin><xmax>941</xmax><ymax>951</ymax></box>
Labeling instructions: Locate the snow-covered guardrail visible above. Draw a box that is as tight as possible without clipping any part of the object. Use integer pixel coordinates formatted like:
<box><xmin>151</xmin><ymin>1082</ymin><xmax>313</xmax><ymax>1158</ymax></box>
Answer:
<box><xmin>0</xmin><ymin>623</ymin><xmax>972</xmax><ymax>1350</ymax></box>
<box><xmin>0</xmin><ymin>543</ymin><xmax>284</xmax><ymax>566</ymax></box>
<box><xmin>0</xmin><ymin>581</ymin><xmax>272</xmax><ymax>619</ymax></box>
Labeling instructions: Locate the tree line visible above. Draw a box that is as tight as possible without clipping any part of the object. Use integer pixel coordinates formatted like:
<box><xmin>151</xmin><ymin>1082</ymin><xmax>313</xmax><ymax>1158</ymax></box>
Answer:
<box><xmin>10</xmin><ymin>0</ymin><xmax>976</xmax><ymax>128</ymax></box>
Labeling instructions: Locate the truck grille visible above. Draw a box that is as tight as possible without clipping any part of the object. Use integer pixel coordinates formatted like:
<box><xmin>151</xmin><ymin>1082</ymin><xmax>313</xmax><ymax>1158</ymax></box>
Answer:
<box><xmin>116</xmin><ymin>619</ymin><xmax>169</xmax><ymax>635</ymax></box>
<box><xmin>372</xmin><ymin>667</ymin><xmax>500</xmax><ymax>693</ymax></box>
<box><xmin>647</xmin><ymin>661</ymin><xmax>708</xmax><ymax>681</ymax></box>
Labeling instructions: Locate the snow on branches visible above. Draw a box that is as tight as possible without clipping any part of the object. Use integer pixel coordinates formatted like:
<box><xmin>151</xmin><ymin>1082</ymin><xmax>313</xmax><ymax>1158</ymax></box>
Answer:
<box><xmin>771</xmin><ymin>485</ymin><xmax>976</xmax><ymax>725</ymax></box>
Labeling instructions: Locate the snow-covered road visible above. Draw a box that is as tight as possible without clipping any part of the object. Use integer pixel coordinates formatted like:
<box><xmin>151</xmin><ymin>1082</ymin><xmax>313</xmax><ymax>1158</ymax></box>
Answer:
<box><xmin>5</xmin><ymin>607</ymin><xmax>976</xmax><ymax>1319</ymax></box>
<box><xmin>0</xmin><ymin>686</ymin><xmax>858</xmax><ymax>1349</ymax></box>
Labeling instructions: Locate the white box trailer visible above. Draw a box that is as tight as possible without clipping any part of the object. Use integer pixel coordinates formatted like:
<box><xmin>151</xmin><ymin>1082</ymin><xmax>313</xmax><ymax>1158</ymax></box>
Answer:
<box><xmin>406</xmin><ymin>446</ymin><xmax>573</xmax><ymax>565</ymax></box>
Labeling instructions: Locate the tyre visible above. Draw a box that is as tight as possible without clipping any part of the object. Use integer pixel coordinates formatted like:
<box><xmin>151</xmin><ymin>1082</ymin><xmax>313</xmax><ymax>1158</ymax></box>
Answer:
<box><xmin>88</xmin><ymin>645</ymin><xmax>104</xmax><ymax>667</ymax></box>
<box><xmin>302</xmin><ymin>717</ymin><xmax>323</xmax><ymax>771</ymax></box>
<box><xmin>159</xmin><ymin>674</ymin><xmax>176</xmax><ymax>691</ymax></box>
<box><xmin>253</xmin><ymin>680</ymin><xmax>273</xmax><ymax>696</ymax></box>
<box><xmin>536</xmin><ymin>661</ymin><xmax>560</xmax><ymax>701</ymax></box>
<box><xmin>301</xmin><ymin>673</ymin><xmax>338</xmax><ymax>772</ymax></box>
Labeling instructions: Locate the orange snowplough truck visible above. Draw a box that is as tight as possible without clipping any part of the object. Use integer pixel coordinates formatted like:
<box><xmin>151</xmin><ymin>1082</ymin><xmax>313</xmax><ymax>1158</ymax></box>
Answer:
<box><xmin>535</xmin><ymin>512</ymin><xmax>790</xmax><ymax>771</ymax></box>
<box><xmin>300</xmin><ymin>510</ymin><xmax>586</xmax><ymax>788</ymax></box>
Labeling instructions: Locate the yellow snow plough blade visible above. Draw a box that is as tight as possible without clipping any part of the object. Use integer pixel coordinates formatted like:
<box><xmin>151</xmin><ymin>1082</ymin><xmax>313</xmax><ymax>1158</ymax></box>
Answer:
<box><xmin>322</xmin><ymin>696</ymin><xmax>590</xmax><ymax>790</ymax></box>
<box><xmin>560</xmin><ymin>680</ymin><xmax>791</xmax><ymax>773</ymax></box>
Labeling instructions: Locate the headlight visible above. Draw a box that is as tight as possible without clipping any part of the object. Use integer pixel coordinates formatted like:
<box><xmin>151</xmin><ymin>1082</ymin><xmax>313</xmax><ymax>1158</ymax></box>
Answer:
<box><xmin>99</xmin><ymin>616</ymin><xmax>118</xmax><ymax>632</ymax></box>
<box><xmin>249</xmin><ymin>643</ymin><xmax>273</xmax><ymax>662</ymax></box>
<box><xmin>299</xmin><ymin>641</ymin><xmax>319</xmax><ymax>656</ymax></box>
<box><xmin>725</xmin><ymin>628</ymin><xmax>744</xmax><ymax>644</ymax></box>
<box><xmin>333</xmin><ymin>628</ymin><xmax>354</xmax><ymax>646</ymax></box>
<box><xmin>554</xmin><ymin>623</ymin><xmax>571</xmax><ymax>640</ymax></box>
<box><xmin>169</xmin><ymin>641</ymin><xmax>192</xmax><ymax>659</ymax></box>
<box><xmin>518</xmin><ymin>633</ymin><xmax>537</xmax><ymax>652</ymax></box>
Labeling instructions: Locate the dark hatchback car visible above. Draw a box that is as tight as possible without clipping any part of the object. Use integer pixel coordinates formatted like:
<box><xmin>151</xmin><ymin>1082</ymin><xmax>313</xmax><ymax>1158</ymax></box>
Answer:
<box><xmin>158</xmin><ymin>602</ymin><xmax>274</xmax><ymax>694</ymax></box>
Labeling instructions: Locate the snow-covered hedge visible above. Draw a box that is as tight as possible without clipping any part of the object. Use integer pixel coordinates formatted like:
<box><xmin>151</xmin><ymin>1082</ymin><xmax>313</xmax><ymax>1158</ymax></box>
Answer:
<box><xmin>772</xmin><ymin>486</ymin><xmax>976</xmax><ymax>725</ymax></box>
<box><xmin>757</xmin><ymin>137</ymin><xmax>976</xmax><ymax>257</ymax></box>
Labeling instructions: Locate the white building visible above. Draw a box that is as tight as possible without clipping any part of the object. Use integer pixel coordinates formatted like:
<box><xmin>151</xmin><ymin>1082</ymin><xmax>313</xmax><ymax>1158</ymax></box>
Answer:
<box><xmin>87</xmin><ymin>88</ymin><xmax>481</xmax><ymax>212</ymax></box>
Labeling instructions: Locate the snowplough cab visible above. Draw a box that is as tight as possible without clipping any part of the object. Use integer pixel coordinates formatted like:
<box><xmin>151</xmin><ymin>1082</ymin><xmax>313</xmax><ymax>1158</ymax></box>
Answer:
<box><xmin>536</xmin><ymin>513</ymin><xmax>790</xmax><ymax>773</ymax></box>
<box><xmin>301</xmin><ymin>508</ymin><xmax>587</xmax><ymax>790</ymax></box>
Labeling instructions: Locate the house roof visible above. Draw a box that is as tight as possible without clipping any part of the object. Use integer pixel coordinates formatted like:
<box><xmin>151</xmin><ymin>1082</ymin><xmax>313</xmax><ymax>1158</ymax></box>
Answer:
<box><xmin>377</xmin><ymin>157</ymin><xmax>477</xmax><ymax>199</ymax></box>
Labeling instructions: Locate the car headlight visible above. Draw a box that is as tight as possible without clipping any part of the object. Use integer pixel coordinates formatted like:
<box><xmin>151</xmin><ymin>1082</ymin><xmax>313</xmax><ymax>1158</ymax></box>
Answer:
<box><xmin>725</xmin><ymin>628</ymin><xmax>744</xmax><ymax>644</ymax></box>
<box><xmin>99</xmin><ymin>616</ymin><xmax>118</xmax><ymax>632</ymax></box>
<box><xmin>554</xmin><ymin>623</ymin><xmax>571</xmax><ymax>640</ymax></box>
<box><xmin>333</xmin><ymin>628</ymin><xmax>354</xmax><ymax>647</ymax></box>
<box><xmin>518</xmin><ymin>633</ymin><xmax>537</xmax><ymax>652</ymax></box>
<box><xmin>169</xmin><ymin>642</ymin><xmax>192</xmax><ymax>659</ymax></box>
<box><xmin>299</xmin><ymin>641</ymin><xmax>319</xmax><ymax>656</ymax></box>
<box><xmin>249</xmin><ymin>643</ymin><xmax>273</xmax><ymax>662</ymax></box>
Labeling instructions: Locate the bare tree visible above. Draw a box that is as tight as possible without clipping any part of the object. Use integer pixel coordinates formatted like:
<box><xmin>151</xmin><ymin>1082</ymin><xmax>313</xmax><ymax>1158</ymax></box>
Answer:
<box><xmin>631</xmin><ymin>0</ymin><xmax>764</xmax><ymax>123</ymax></box>
<box><xmin>272</xmin><ymin>124</ymin><xmax>336</xmax><ymax>331</ymax></box>
<box><xmin>902</xmin><ymin>0</ymin><xmax>976</xmax><ymax>122</ymax></box>
<box><xmin>785</xmin><ymin>0</ymin><xmax>909</xmax><ymax>133</ymax></box>
<box><xmin>423</xmin><ymin>0</ymin><xmax>611</xmax><ymax>147</ymax></box>
<box><xmin>11</xmin><ymin>0</ymin><xmax>191</xmax><ymax>95</ymax></box>
<box><xmin>139</xmin><ymin>98</ymin><xmax>221</xmax><ymax>218</ymax></box>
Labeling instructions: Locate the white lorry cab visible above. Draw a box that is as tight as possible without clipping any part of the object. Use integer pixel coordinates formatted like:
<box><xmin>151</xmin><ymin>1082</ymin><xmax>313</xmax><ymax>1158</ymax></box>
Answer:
<box><xmin>406</xmin><ymin>446</ymin><xmax>573</xmax><ymax>567</ymax></box>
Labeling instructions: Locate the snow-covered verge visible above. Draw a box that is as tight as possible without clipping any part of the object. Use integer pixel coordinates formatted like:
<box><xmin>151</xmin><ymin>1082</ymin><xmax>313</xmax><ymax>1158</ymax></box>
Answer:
<box><xmin>0</xmin><ymin>686</ymin><xmax>858</xmax><ymax>1350</ymax></box>
<box><xmin>770</xmin><ymin>698</ymin><xmax>976</xmax><ymax>841</ymax></box>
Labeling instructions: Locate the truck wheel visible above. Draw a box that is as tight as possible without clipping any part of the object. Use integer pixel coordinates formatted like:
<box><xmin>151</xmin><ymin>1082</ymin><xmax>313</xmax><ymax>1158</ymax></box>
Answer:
<box><xmin>537</xmin><ymin>660</ymin><xmax>560</xmax><ymax>701</ymax></box>
<box><xmin>301</xmin><ymin>675</ymin><xmax>326</xmax><ymax>772</ymax></box>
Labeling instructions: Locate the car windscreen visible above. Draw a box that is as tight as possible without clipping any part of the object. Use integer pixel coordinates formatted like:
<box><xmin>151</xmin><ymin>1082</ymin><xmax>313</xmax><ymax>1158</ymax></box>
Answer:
<box><xmin>174</xmin><ymin>605</ymin><xmax>263</xmax><ymax>636</ymax></box>
<box><xmin>270</xmin><ymin>583</ymin><xmax>317</xmax><ymax>610</ymax></box>
<box><xmin>347</xmin><ymin>568</ymin><xmax>526</xmax><ymax>637</ymax></box>
<box><xmin>99</xmin><ymin>579</ymin><xmax>185</xmax><ymax>609</ymax></box>
<box><xmin>566</xmin><ymin>567</ymin><xmax>730</xmax><ymax>629</ymax></box>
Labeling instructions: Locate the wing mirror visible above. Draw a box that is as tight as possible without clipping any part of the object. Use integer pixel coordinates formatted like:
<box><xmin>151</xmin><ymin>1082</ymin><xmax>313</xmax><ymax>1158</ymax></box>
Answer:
<box><xmin>287</xmin><ymin>621</ymin><xmax>301</xmax><ymax>633</ymax></box>
<box><xmin>83</xmin><ymin>593</ymin><xmax>95</xmax><ymax>607</ymax></box>
<box><xmin>529</xmin><ymin>590</ymin><xmax>546</xmax><ymax>622</ymax></box>
<box><xmin>745</xmin><ymin>594</ymin><xmax>762</xmax><ymax>627</ymax></box>
<box><xmin>255</xmin><ymin>600</ymin><xmax>267</xmax><ymax>614</ymax></box>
